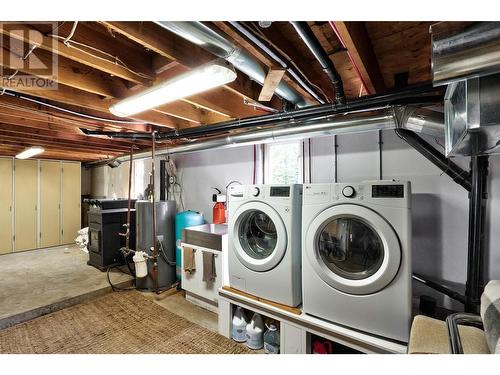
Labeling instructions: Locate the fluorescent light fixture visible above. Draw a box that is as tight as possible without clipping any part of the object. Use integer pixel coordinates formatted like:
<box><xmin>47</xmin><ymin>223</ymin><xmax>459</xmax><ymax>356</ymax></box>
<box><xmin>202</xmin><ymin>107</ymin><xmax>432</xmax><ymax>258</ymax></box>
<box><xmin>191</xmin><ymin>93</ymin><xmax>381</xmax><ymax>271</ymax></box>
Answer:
<box><xmin>15</xmin><ymin>146</ymin><xmax>44</xmax><ymax>159</ymax></box>
<box><xmin>109</xmin><ymin>60</ymin><xmax>237</xmax><ymax>118</ymax></box>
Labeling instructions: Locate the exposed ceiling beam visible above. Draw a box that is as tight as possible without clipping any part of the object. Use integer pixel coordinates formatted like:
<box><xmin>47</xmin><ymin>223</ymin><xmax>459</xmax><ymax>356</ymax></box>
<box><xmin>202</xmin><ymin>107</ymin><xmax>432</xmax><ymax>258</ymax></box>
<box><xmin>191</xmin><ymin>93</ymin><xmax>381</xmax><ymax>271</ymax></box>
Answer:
<box><xmin>212</xmin><ymin>21</ymin><xmax>317</xmax><ymax>104</ymax></box>
<box><xmin>0</xmin><ymin>135</ymin><xmax>124</xmax><ymax>155</ymax></box>
<box><xmin>1</xmin><ymin>45</ymin><xmax>119</xmax><ymax>98</ymax></box>
<box><xmin>0</xmin><ymin>23</ymin><xmax>232</xmax><ymax>127</ymax></box>
<box><xmin>0</xmin><ymin>121</ymin><xmax>141</xmax><ymax>150</ymax></box>
<box><xmin>100</xmin><ymin>22</ymin><xmax>283</xmax><ymax>117</ymax></box>
<box><xmin>0</xmin><ymin>94</ymin><xmax>153</xmax><ymax>133</ymax></box>
<box><xmin>2</xmin><ymin>81</ymin><xmax>184</xmax><ymax>129</ymax></box>
<box><xmin>330</xmin><ymin>21</ymin><xmax>386</xmax><ymax>94</ymax></box>
<box><xmin>0</xmin><ymin>144</ymin><xmax>107</xmax><ymax>161</ymax></box>
<box><xmin>0</xmin><ymin>23</ymin><xmax>152</xmax><ymax>86</ymax></box>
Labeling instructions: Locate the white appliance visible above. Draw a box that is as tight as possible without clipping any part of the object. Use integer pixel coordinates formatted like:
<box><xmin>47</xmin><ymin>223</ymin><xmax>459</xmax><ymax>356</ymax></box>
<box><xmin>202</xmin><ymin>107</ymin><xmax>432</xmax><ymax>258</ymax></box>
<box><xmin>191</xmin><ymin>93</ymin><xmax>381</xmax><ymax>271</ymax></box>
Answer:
<box><xmin>228</xmin><ymin>184</ymin><xmax>302</xmax><ymax>307</ymax></box>
<box><xmin>302</xmin><ymin>181</ymin><xmax>412</xmax><ymax>343</ymax></box>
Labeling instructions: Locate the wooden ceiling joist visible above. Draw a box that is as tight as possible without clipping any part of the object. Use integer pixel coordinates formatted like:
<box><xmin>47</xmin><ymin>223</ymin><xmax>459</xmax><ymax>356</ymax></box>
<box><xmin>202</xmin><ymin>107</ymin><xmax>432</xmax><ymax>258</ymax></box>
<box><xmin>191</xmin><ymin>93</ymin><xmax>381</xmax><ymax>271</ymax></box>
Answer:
<box><xmin>0</xmin><ymin>23</ymin><xmax>151</xmax><ymax>86</ymax></box>
<box><xmin>0</xmin><ymin>122</ymin><xmax>137</xmax><ymax>151</ymax></box>
<box><xmin>3</xmin><ymin>81</ymin><xmax>183</xmax><ymax>129</ymax></box>
<box><xmin>101</xmin><ymin>22</ymin><xmax>283</xmax><ymax>117</ymax></box>
<box><xmin>0</xmin><ymin>94</ymin><xmax>153</xmax><ymax>133</ymax></box>
<box><xmin>331</xmin><ymin>22</ymin><xmax>386</xmax><ymax>94</ymax></box>
<box><xmin>212</xmin><ymin>21</ymin><xmax>318</xmax><ymax>104</ymax></box>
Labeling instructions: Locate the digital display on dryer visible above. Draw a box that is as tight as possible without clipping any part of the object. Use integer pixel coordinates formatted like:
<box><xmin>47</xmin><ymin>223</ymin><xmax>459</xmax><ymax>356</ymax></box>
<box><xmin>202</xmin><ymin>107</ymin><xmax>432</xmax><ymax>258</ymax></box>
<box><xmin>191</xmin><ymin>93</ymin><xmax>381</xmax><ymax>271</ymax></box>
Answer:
<box><xmin>372</xmin><ymin>184</ymin><xmax>404</xmax><ymax>198</ymax></box>
<box><xmin>270</xmin><ymin>186</ymin><xmax>290</xmax><ymax>197</ymax></box>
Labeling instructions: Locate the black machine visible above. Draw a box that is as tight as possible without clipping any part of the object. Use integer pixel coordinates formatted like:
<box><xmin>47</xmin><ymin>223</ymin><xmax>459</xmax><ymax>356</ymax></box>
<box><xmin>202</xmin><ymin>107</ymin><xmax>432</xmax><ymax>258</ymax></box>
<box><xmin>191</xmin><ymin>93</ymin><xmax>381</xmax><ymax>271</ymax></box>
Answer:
<box><xmin>86</xmin><ymin>198</ymin><xmax>137</xmax><ymax>270</ymax></box>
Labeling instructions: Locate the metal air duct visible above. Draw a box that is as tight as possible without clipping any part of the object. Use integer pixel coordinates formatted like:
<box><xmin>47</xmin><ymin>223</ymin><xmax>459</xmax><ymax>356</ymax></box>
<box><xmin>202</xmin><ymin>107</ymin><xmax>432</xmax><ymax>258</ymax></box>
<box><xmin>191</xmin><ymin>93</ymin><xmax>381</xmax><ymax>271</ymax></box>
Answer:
<box><xmin>431</xmin><ymin>22</ymin><xmax>500</xmax><ymax>86</ymax></box>
<box><xmin>98</xmin><ymin>106</ymin><xmax>443</xmax><ymax>164</ymax></box>
<box><xmin>155</xmin><ymin>21</ymin><xmax>308</xmax><ymax>107</ymax></box>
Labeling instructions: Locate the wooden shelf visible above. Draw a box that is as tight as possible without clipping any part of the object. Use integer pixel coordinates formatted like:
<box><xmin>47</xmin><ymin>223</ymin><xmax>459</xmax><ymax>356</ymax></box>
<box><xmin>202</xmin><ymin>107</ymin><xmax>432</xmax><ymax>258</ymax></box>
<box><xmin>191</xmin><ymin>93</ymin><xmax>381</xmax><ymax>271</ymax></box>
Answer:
<box><xmin>218</xmin><ymin>287</ymin><xmax>407</xmax><ymax>354</ymax></box>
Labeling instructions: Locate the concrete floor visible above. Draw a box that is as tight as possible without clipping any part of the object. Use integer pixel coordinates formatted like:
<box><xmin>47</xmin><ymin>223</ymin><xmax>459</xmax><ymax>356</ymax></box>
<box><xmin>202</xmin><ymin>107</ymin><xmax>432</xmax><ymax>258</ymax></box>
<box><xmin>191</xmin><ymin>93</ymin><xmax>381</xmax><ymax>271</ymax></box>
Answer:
<box><xmin>0</xmin><ymin>244</ymin><xmax>266</xmax><ymax>353</ymax></box>
<box><xmin>143</xmin><ymin>290</ymin><xmax>219</xmax><ymax>332</ymax></box>
<box><xmin>0</xmin><ymin>245</ymin><xmax>133</xmax><ymax>329</ymax></box>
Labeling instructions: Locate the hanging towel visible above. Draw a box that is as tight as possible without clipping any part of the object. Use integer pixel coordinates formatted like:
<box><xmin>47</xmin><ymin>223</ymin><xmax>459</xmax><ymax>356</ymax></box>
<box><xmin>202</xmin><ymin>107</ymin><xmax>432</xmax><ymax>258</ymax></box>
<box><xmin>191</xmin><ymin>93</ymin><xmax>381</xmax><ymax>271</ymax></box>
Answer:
<box><xmin>202</xmin><ymin>251</ymin><xmax>217</xmax><ymax>282</ymax></box>
<box><xmin>183</xmin><ymin>247</ymin><xmax>196</xmax><ymax>273</ymax></box>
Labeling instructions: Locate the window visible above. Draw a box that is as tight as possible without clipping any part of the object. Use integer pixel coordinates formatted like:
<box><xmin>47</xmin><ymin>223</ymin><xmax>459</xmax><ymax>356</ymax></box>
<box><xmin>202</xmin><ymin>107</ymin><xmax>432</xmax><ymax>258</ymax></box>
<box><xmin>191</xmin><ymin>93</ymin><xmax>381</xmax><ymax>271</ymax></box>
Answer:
<box><xmin>265</xmin><ymin>141</ymin><xmax>303</xmax><ymax>184</ymax></box>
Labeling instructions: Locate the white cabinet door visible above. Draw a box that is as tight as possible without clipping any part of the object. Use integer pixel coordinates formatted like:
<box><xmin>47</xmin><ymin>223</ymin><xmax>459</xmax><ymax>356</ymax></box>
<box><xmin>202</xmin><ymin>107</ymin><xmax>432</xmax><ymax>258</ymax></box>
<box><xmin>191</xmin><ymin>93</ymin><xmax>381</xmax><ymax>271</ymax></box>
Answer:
<box><xmin>181</xmin><ymin>244</ymin><xmax>222</xmax><ymax>303</ymax></box>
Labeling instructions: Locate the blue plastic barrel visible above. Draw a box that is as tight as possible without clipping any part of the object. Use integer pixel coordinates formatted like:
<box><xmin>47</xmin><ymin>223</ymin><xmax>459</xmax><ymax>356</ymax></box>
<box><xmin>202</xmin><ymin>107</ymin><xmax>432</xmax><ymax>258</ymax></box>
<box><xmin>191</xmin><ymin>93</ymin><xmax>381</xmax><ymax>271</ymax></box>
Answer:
<box><xmin>175</xmin><ymin>210</ymin><xmax>204</xmax><ymax>281</ymax></box>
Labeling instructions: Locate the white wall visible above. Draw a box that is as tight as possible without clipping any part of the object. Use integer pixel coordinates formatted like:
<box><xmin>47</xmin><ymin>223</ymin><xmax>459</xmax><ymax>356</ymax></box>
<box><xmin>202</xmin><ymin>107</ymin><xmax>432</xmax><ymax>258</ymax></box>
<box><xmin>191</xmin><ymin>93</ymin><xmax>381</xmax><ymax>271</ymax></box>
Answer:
<box><xmin>88</xmin><ymin>131</ymin><xmax>500</xmax><ymax>308</ymax></box>
<box><xmin>171</xmin><ymin>146</ymin><xmax>256</xmax><ymax>221</ymax></box>
<box><xmin>169</xmin><ymin>131</ymin><xmax>500</xmax><ymax>308</ymax></box>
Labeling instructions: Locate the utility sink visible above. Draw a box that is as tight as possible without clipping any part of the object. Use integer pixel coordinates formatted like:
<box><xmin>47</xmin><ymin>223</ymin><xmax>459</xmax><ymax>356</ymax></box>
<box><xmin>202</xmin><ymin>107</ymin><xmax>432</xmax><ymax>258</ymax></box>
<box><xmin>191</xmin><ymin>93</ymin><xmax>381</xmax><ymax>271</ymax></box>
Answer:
<box><xmin>182</xmin><ymin>224</ymin><xmax>228</xmax><ymax>251</ymax></box>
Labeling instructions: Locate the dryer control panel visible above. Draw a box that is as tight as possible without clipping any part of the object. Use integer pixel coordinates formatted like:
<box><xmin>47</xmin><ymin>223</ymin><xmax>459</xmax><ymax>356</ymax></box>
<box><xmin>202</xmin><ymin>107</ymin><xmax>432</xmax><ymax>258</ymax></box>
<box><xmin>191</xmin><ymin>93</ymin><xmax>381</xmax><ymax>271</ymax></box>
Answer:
<box><xmin>303</xmin><ymin>181</ymin><xmax>410</xmax><ymax>208</ymax></box>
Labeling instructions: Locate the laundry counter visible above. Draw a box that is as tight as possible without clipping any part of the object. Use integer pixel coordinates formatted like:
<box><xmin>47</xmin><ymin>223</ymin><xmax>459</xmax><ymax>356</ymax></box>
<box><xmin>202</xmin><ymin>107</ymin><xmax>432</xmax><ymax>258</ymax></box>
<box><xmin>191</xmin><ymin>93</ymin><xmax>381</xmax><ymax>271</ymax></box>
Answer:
<box><xmin>218</xmin><ymin>286</ymin><xmax>407</xmax><ymax>354</ymax></box>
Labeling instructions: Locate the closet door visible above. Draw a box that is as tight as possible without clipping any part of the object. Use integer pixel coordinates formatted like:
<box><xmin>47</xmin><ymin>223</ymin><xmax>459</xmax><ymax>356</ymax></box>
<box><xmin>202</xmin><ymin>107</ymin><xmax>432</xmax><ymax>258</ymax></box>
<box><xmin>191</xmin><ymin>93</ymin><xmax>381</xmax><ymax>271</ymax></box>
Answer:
<box><xmin>40</xmin><ymin>161</ymin><xmax>61</xmax><ymax>248</ymax></box>
<box><xmin>0</xmin><ymin>158</ymin><xmax>13</xmax><ymax>254</ymax></box>
<box><xmin>14</xmin><ymin>159</ymin><xmax>37</xmax><ymax>252</ymax></box>
<box><xmin>62</xmin><ymin>162</ymin><xmax>81</xmax><ymax>244</ymax></box>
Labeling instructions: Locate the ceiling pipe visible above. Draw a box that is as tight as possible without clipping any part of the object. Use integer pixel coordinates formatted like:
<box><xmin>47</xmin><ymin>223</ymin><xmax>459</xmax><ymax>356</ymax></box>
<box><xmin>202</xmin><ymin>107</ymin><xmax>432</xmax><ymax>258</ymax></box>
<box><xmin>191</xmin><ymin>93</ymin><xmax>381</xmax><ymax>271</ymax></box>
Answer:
<box><xmin>82</xmin><ymin>84</ymin><xmax>443</xmax><ymax>141</ymax></box>
<box><xmin>228</xmin><ymin>21</ymin><xmax>327</xmax><ymax>104</ymax></box>
<box><xmin>155</xmin><ymin>21</ymin><xmax>308</xmax><ymax>108</ymax></box>
<box><xmin>290</xmin><ymin>21</ymin><xmax>346</xmax><ymax>105</ymax></box>
<box><xmin>87</xmin><ymin>105</ymin><xmax>444</xmax><ymax>166</ymax></box>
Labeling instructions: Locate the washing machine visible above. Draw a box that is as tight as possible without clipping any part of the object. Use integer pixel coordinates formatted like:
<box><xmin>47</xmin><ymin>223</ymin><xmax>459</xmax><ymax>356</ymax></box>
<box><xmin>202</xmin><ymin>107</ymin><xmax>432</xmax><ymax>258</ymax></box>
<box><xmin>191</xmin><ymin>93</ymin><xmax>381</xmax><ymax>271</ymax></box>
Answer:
<box><xmin>302</xmin><ymin>181</ymin><xmax>412</xmax><ymax>343</ymax></box>
<box><xmin>228</xmin><ymin>184</ymin><xmax>302</xmax><ymax>307</ymax></box>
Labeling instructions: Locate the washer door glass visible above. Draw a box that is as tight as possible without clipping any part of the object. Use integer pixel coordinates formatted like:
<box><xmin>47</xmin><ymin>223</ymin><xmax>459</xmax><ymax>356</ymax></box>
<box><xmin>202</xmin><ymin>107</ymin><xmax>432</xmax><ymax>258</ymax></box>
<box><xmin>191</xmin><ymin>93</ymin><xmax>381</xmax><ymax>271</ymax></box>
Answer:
<box><xmin>306</xmin><ymin>204</ymin><xmax>402</xmax><ymax>295</ymax></box>
<box><xmin>239</xmin><ymin>210</ymin><xmax>277</xmax><ymax>260</ymax></box>
<box><xmin>232</xmin><ymin>201</ymin><xmax>288</xmax><ymax>272</ymax></box>
<box><xmin>318</xmin><ymin>217</ymin><xmax>384</xmax><ymax>280</ymax></box>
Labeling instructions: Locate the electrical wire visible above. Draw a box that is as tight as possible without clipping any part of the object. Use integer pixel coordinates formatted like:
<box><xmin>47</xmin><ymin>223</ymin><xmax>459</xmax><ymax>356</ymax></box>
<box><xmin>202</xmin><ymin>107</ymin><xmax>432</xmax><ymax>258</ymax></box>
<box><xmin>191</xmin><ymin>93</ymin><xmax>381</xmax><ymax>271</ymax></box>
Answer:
<box><xmin>106</xmin><ymin>265</ymin><xmax>136</xmax><ymax>292</ymax></box>
<box><xmin>48</xmin><ymin>34</ymin><xmax>153</xmax><ymax>80</ymax></box>
<box><xmin>63</xmin><ymin>21</ymin><xmax>79</xmax><ymax>45</ymax></box>
<box><xmin>158</xmin><ymin>240</ymin><xmax>176</xmax><ymax>266</ymax></box>
<box><xmin>0</xmin><ymin>90</ymin><xmax>147</xmax><ymax>125</ymax></box>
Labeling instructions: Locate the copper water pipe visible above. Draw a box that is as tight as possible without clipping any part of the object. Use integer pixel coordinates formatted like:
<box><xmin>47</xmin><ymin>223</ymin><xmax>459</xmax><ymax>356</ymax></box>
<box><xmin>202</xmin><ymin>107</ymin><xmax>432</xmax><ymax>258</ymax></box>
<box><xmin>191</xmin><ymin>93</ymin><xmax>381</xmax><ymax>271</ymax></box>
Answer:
<box><xmin>151</xmin><ymin>132</ymin><xmax>159</xmax><ymax>293</ymax></box>
<box><xmin>125</xmin><ymin>145</ymin><xmax>134</xmax><ymax>250</ymax></box>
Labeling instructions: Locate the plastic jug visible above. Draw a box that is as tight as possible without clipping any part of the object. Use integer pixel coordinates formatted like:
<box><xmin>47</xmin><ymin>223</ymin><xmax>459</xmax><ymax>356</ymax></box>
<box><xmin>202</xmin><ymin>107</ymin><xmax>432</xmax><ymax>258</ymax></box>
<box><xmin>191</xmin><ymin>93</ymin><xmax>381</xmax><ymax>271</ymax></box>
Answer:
<box><xmin>263</xmin><ymin>322</ymin><xmax>280</xmax><ymax>354</ymax></box>
<box><xmin>245</xmin><ymin>313</ymin><xmax>264</xmax><ymax>350</ymax></box>
<box><xmin>231</xmin><ymin>307</ymin><xmax>249</xmax><ymax>342</ymax></box>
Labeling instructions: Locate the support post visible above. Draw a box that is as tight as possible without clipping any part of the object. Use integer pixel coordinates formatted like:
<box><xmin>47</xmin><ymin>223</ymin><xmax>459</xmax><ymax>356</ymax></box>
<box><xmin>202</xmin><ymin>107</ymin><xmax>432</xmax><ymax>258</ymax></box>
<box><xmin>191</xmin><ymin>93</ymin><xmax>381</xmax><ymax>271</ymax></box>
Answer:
<box><xmin>465</xmin><ymin>135</ymin><xmax>489</xmax><ymax>312</ymax></box>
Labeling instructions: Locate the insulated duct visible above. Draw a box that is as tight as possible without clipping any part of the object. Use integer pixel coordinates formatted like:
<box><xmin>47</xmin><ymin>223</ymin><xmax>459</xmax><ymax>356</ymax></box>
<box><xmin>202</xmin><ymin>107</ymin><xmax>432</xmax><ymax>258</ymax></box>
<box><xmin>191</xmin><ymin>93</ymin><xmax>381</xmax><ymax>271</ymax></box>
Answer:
<box><xmin>431</xmin><ymin>22</ymin><xmax>500</xmax><ymax>86</ymax></box>
<box><xmin>155</xmin><ymin>21</ymin><xmax>308</xmax><ymax>107</ymax></box>
<box><xmin>97</xmin><ymin>106</ymin><xmax>443</xmax><ymax>164</ymax></box>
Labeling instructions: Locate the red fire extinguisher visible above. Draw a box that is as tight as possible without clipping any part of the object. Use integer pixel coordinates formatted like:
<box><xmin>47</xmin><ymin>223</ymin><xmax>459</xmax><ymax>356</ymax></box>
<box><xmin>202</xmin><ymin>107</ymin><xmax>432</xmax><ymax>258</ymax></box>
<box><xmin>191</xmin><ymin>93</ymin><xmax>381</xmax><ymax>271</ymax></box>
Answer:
<box><xmin>212</xmin><ymin>188</ymin><xmax>226</xmax><ymax>224</ymax></box>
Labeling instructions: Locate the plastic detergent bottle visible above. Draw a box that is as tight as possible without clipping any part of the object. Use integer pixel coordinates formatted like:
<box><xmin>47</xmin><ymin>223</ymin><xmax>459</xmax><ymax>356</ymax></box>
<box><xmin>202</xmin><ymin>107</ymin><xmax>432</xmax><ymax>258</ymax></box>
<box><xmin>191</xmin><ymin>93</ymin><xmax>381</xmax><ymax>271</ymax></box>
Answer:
<box><xmin>245</xmin><ymin>313</ymin><xmax>264</xmax><ymax>350</ymax></box>
<box><xmin>263</xmin><ymin>322</ymin><xmax>280</xmax><ymax>354</ymax></box>
<box><xmin>231</xmin><ymin>307</ymin><xmax>249</xmax><ymax>342</ymax></box>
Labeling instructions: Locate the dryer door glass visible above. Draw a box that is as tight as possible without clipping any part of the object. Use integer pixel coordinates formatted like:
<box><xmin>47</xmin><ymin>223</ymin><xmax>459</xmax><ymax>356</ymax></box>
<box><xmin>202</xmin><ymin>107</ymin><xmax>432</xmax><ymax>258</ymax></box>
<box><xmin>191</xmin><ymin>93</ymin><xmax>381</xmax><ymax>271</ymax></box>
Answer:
<box><xmin>238</xmin><ymin>209</ymin><xmax>277</xmax><ymax>259</ymax></box>
<box><xmin>318</xmin><ymin>217</ymin><xmax>384</xmax><ymax>280</ymax></box>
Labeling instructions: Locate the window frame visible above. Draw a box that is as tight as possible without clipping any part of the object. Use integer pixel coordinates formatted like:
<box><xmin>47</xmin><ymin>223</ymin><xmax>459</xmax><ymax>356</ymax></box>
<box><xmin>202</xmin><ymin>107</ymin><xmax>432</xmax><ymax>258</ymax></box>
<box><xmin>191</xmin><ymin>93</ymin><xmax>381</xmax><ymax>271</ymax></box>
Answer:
<box><xmin>264</xmin><ymin>140</ymin><xmax>305</xmax><ymax>185</ymax></box>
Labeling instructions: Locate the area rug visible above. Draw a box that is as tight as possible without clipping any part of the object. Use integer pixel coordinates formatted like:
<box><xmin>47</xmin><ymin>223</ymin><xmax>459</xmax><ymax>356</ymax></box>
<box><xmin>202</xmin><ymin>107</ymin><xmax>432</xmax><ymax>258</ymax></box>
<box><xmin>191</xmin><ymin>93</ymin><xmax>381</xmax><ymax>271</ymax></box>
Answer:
<box><xmin>0</xmin><ymin>291</ymin><xmax>252</xmax><ymax>354</ymax></box>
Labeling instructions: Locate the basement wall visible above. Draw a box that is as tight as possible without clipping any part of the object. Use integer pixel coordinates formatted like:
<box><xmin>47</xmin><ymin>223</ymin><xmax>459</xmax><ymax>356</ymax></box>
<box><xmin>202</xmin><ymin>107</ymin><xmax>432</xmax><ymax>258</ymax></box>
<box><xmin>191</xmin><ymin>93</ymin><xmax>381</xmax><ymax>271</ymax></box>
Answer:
<box><xmin>89</xmin><ymin>130</ymin><xmax>500</xmax><ymax>309</ymax></box>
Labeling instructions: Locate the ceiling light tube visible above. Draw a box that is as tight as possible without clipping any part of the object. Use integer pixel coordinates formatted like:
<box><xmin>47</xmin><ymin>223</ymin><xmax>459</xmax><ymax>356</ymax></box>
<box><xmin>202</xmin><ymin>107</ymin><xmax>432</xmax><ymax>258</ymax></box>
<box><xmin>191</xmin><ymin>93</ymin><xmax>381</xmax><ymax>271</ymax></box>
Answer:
<box><xmin>15</xmin><ymin>146</ymin><xmax>45</xmax><ymax>159</ymax></box>
<box><xmin>109</xmin><ymin>59</ymin><xmax>237</xmax><ymax>118</ymax></box>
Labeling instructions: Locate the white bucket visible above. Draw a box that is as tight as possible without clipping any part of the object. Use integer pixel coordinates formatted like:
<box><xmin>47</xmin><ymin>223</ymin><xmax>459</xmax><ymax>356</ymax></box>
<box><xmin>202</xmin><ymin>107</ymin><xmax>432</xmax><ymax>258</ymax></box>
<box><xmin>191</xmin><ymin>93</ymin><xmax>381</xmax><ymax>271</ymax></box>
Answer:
<box><xmin>133</xmin><ymin>251</ymin><xmax>148</xmax><ymax>278</ymax></box>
